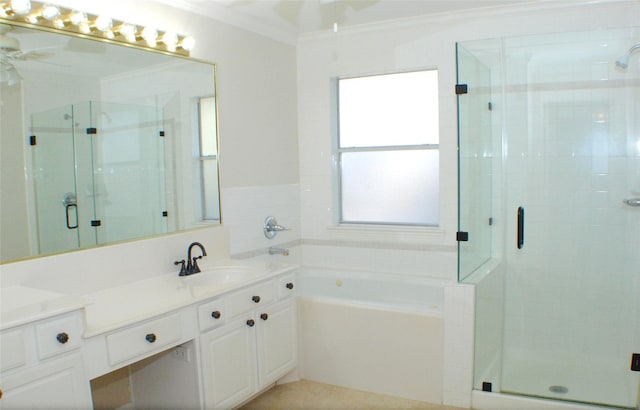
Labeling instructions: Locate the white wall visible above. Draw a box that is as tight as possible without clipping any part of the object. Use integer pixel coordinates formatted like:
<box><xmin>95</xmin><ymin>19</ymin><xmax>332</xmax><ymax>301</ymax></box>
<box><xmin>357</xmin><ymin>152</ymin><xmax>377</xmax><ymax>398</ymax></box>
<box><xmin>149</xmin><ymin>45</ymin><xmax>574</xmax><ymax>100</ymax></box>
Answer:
<box><xmin>1</xmin><ymin>1</ymin><xmax>299</xmax><ymax>286</ymax></box>
<box><xmin>296</xmin><ymin>2</ymin><xmax>639</xmax><ymax>407</ymax></box>
<box><xmin>296</xmin><ymin>1</ymin><xmax>639</xmax><ymax>284</ymax></box>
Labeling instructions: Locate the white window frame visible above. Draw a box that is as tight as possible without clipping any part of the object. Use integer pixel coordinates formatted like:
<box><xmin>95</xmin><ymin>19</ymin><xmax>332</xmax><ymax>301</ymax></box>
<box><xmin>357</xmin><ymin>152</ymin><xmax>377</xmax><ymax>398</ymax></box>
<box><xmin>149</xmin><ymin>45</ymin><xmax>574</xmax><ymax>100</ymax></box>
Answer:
<box><xmin>334</xmin><ymin>69</ymin><xmax>440</xmax><ymax>227</ymax></box>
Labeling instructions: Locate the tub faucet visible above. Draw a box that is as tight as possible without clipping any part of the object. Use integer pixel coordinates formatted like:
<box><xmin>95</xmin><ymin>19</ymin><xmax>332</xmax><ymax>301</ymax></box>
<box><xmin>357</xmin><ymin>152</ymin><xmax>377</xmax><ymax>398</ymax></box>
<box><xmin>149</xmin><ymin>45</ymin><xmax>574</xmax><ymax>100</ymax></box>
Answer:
<box><xmin>175</xmin><ymin>242</ymin><xmax>207</xmax><ymax>276</ymax></box>
<box><xmin>268</xmin><ymin>246</ymin><xmax>289</xmax><ymax>256</ymax></box>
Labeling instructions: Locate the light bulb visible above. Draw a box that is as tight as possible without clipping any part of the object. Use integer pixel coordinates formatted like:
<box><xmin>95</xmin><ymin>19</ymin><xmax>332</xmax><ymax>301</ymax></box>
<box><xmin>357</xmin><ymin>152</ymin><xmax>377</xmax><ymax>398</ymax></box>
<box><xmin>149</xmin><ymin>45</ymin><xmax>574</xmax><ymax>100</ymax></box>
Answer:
<box><xmin>69</xmin><ymin>10</ymin><xmax>87</xmax><ymax>26</ymax></box>
<box><xmin>179</xmin><ymin>36</ymin><xmax>195</xmax><ymax>51</ymax></box>
<box><xmin>94</xmin><ymin>15</ymin><xmax>112</xmax><ymax>32</ymax></box>
<box><xmin>141</xmin><ymin>26</ymin><xmax>157</xmax><ymax>46</ymax></box>
<box><xmin>160</xmin><ymin>31</ymin><xmax>178</xmax><ymax>51</ymax></box>
<box><xmin>10</xmin><ymin>0</ymin><xmax>31</xmax><ymax>15</ymax></box>
<box><xmin>116</xmin><ymin>23</ymin><xmax>137</xmax><ymax>42</ymax></box>
<box><xmin>41</xmin><ymin>4</ymin><xmax>60</xmax><ymax>21</ymax></box>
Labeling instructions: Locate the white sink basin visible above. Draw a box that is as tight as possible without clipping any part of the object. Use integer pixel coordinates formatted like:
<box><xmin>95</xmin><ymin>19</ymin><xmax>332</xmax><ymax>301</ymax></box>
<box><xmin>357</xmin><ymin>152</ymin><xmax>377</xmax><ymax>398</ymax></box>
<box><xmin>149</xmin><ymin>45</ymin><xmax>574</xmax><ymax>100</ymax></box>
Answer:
<box><xmin>181</xmin><ymin>265</ymin><xmax>260</xmax><ymax>288</ymax></box>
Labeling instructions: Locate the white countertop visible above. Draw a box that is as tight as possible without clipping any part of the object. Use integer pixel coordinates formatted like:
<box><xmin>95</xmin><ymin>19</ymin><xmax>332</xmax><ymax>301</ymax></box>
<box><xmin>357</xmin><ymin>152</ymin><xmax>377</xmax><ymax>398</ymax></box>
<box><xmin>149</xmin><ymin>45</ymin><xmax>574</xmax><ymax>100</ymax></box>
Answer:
<box><xmin>82</xmin><ymin>259</ymin><xmax>297</xmax><ymax>337</ymax></box>
<box><xmin>1</xmin><ymin>286</ymin><xmax>86</xmax><ymax>330</ymax></box>
<box><xmin>0</xmin><ymin>259</ymin><xmax>297</xmax><ymax>337</ymax></box>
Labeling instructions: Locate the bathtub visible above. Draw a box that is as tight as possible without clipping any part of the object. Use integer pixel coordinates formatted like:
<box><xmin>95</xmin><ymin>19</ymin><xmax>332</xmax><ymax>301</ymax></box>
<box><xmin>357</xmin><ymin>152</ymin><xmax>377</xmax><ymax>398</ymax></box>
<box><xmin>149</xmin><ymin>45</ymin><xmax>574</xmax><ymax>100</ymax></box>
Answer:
<box><xmin>296</xmin><ymin>268</ymin><xmax>445</xmax><ymax>403</ymax></box>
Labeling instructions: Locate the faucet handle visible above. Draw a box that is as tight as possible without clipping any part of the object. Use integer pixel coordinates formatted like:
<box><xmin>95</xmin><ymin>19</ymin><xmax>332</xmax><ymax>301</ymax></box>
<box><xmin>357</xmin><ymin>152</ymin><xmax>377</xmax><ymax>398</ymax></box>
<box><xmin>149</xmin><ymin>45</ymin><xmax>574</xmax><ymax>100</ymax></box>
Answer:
<box><xmin>263</xmin><ymin>216</ymin><xmax>290</xmax><ymax>239</ymax></box>
<box><xmin>192</xmin><ymin>256</ymin><xmax>203</xmax><ymax>273</ymax></box>
<box><xmin>174</xmin><ymin>259</ymin><xmax>187</xmax><ymax>276</ymax></box>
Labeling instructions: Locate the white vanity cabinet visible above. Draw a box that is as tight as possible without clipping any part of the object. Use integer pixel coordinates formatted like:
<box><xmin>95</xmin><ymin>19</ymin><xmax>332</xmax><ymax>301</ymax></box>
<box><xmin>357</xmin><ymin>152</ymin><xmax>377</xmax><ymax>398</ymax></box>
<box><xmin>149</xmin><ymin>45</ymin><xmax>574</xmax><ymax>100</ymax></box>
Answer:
<box><xmin>199</xmin><ymin>272</ymin><xmax>297</xmax><ymax>409</ymax></box>
<box><xmin>0</xmin><ymin>310</ymin><xmax>92</xmax><ymax>409</ymax></box>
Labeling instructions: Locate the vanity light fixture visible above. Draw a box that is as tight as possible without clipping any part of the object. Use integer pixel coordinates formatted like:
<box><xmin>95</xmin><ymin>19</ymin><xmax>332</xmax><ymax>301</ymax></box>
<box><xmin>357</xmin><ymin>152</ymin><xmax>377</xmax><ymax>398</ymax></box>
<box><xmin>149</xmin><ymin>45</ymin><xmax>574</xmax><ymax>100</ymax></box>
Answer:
<box><xmin>0</xmin><ymin>0</ymin><xmax>194</xmax><ymax>56</ymax></box>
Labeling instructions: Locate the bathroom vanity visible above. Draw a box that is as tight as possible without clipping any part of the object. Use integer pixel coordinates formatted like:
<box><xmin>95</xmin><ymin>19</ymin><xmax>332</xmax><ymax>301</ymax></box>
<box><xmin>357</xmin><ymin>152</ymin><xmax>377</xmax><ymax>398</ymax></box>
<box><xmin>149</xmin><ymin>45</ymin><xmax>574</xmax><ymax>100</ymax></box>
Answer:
<box><xmin>0</xmin><ymin>259</ymin><xmax>298</xmax><ymax>409</ymax></box>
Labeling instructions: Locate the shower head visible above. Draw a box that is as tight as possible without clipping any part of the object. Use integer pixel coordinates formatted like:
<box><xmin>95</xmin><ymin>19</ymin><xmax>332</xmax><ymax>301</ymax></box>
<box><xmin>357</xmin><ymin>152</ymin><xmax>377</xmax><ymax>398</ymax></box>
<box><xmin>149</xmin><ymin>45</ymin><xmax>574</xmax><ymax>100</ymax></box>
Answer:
<box><xmin>616</xmin><ymin>54</ymin><xmax>629</xmax><ymax>69</ymax></box>
<box><xmin>616</xmin><ymin>43</ymin><xmax>640</xmax><ymax>69</ymax></box>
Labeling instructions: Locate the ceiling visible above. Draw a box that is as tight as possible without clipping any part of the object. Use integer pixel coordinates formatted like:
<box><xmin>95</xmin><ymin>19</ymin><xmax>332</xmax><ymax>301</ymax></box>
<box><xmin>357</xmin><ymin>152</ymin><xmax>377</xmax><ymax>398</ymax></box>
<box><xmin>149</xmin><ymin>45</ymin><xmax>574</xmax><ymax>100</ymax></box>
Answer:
<box><xmin>150</xmin><ymin>0</ymin><xmax>545</xmax><ymax>44</ymax></box>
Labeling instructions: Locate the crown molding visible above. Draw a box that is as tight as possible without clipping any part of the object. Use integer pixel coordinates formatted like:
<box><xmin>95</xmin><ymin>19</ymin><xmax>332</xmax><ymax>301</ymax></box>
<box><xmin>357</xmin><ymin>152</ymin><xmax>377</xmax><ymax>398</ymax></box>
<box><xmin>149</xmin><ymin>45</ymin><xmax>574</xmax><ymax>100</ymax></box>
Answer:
<box><xmin>298</xmin><ymin>0</ymin><xmax>637</xmax><ymax>44</ymax></box>
<box><xmin>148</xmin><ymin>0</ymin><xmax>299</xmax><ymax>46</ymax></box>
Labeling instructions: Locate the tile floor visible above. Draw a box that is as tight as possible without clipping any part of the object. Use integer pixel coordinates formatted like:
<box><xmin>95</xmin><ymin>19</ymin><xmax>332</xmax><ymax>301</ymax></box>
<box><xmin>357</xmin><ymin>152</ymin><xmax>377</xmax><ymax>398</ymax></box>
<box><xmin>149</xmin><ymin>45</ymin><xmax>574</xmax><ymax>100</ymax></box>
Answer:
<box><xmin>240</xmin><ymin>380</ymin><xmax>466</xmax><ymax>410</ymax></box>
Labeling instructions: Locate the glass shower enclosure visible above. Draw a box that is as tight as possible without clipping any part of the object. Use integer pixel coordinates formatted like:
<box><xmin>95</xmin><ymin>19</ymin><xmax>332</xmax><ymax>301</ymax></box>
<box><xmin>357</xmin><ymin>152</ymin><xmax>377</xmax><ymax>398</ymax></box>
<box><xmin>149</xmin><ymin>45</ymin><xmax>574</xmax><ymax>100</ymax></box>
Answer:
<box><xmin>457</xmin><ymin>28</ymin><xmax>640</xmax><ymax>408</ymax></box>
<box><xmin>31</xmin><ymin>101</ymin><xmax>168</xmax><ymax>255</ymax></box>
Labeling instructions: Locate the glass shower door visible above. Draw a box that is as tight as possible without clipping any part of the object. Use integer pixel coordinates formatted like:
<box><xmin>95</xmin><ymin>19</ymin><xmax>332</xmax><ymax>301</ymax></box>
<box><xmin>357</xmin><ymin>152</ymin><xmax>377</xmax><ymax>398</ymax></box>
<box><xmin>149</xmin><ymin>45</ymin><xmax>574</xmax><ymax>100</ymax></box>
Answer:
<box><xmin>32</xmin><ymin>100</ymin><xmax>168</xmax><ymax>254</ymax></box>
<box><xmin>458</xmin><ymin>28</ymin><xmax>640</xmax><ymax>409</ymax></box>
<box><xmin>457</xmin><ymin>43</ymin><xmax>495</xmax><ymax>281</ymax></box>
<box><xmin>499</xmin><ymin>31</ymin><xmax>640</xmax><ymax>409</ymax></box>
<box><xmin>31</xmin><ymin>105</ymin><xmax>81</xmax><ymax>255</ymax></box>
<box><xmin>87</xmin><ymin>101</ymin><xmax>168</xmax><ymax>245</ymax></box>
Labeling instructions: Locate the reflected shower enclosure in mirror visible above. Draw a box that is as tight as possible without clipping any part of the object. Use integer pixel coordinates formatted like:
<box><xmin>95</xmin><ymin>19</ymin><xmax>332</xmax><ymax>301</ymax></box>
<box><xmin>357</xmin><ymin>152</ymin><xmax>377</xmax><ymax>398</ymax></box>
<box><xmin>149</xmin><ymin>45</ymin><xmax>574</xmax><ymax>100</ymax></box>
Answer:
<box><xmin>0</xmin><ymin>21</ymin><xmax>220</xmax><ymax>263</ymax></box>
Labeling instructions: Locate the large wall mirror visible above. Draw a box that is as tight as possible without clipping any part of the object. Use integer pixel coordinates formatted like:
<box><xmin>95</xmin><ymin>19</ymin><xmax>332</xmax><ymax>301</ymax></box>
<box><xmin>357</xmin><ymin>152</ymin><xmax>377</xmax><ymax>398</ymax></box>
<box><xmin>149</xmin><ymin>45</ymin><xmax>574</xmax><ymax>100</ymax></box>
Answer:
<box><xmin>0</xmin><ymin>21</ymin><xmax>220</xmax><ymax>264</ymax></box>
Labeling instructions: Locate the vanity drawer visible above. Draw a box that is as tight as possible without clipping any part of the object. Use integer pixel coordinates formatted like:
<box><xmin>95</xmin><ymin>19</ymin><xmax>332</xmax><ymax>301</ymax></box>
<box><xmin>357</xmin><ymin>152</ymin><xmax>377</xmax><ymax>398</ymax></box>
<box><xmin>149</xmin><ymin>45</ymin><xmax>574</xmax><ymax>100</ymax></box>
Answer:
<box><xmin>277</xmin><ymin>273</ymin><xmax>296</xmax><ymax>300</ymax></box>
<box><xmin>228</xmin><ymin>281</ymin><xmax>276</xmax><ymax>318</ymax></box>
<box><xmin>36</xmin><ymin>314</ymin><xmax>83</xmax><ymax>360</ymax></box>
<box><xmin>198</xmin><ymin>298</ymin><xmax>226</xmax><ymax>332</ymax></box>
<box><xmin>106</xmin><ymin>313</ymin><xmax>182</xmax><ymax>366</ymax></box>
<box><xmin>0</xmin><ymin>328</ymin><xmax>27</xmax><ymax>372</ymax></box>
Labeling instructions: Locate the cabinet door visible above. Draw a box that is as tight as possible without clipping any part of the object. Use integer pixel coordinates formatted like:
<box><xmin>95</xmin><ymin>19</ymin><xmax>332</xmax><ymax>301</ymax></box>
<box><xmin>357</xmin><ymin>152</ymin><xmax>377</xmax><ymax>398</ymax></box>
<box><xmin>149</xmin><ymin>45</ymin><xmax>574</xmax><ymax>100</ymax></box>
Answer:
<box><xmin>256</xmin><ymin>299</ymin><xmax>298</xmax><ymax>389</ymax></box>
<box><xmin>200</xmin><ymin>316</ymin><xmax>257</xmax><ymax>409</ymax></box>
<box><xmin>0</xmin><ymin>353</ymin><xmax>91</xmax><ymax>409</ymax></box>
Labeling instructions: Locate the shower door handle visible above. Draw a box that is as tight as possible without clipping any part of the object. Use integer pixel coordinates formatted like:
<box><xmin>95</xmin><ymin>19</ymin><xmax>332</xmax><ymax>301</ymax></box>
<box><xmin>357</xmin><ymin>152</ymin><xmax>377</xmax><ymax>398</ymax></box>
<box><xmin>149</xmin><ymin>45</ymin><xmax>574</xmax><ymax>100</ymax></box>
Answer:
<box><xmin>517</xmin><ymin>206</ymin><xmax>525</xmax><ymax>249</ymax></box>
<box><xmin>65</xmin><ymin>204</ymin><xmax>78</xmax><ymax>229</ymax></box>
<box><xmin>63</xmin><ymin>192</ymin><xmax>78</xmax><ymax>230</ymax></box>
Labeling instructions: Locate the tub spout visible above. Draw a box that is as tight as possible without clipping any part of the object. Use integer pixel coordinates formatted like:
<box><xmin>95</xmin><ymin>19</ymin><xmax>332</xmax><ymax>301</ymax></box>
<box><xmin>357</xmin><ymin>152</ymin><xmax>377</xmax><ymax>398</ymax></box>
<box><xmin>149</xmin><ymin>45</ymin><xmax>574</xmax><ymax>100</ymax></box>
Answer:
<box><xmin>268</xmin><ymin>246</ymin><xmax>289</xmax><ymax>256</ymax></box>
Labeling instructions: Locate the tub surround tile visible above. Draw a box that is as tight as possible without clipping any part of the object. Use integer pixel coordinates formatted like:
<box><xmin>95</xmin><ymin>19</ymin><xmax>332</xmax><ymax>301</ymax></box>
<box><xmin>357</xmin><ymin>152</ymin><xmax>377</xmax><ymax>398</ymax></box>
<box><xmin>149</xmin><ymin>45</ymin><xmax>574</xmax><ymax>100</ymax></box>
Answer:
<box><xmin>221</xmin><ymin>184</ymin><xmax>301</xmax><ymax>255</ymax></box>
<box><xmin>443</xmin><ymin>284</ymin><xmax>475</xmax><ymax>409</ymax></box>
<box><xmin>301</xmin><ymin>243</ymin><xmax>455</xmax><ymax>280</ymax></box>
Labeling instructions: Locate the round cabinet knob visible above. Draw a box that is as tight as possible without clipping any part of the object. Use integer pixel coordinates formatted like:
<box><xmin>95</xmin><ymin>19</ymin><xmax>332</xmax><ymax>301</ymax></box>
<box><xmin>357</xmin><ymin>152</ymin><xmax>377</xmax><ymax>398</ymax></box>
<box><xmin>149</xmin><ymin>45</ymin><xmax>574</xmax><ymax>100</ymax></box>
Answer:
<box><xmin>56</xmin><ymin>332</ymin><xmax>70</xmax><ymax>344</ymax></box>
<box><xmin>211</xmin><ymin>310</ymin><xmax>221</xmax><ymax>319</ymax></box>
<box><xmin>145</xmin><ymin>333</ymin><xmax>157</xmax><ymax>343</ymax></box>
<box><xmin>286</xmin><ymin>282</ymin><xmax>294</xmax><ymax>290</ymax></box>
<box><xmin>246</xmin><ymin>319</ymin><xmax>255</xmax><ymax>327</ymax></box>
<box><xmin>252</xmin><ymin>295</ymin><xmax>261</xmax><ymax>303</ymax></box>
<box><xmin>260</xmin><ymin>313</ymin><xmax>269</xmax><ymax>321</ymax></box>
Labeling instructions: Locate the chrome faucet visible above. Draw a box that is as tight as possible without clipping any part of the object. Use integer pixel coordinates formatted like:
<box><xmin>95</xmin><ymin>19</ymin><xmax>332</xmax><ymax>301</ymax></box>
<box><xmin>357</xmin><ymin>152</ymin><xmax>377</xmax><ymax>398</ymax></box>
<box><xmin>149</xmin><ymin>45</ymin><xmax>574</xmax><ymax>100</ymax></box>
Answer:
<box><xmin>174</xmin><ymin>242</ymin><xmax>207</xmax><ymax>276</ymax></box>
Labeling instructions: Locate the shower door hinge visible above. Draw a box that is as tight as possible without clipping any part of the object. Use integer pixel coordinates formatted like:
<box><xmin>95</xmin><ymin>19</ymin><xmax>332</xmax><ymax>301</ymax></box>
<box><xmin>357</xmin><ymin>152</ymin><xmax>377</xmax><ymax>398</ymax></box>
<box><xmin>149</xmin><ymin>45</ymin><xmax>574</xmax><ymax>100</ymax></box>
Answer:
<box><xmin>632</xmin><ymin>353</ymin><xmax>640</xmax><ymax>371</ymax></box>
<box><xmin>90</xmin><ymin>220</ymin><xmax>102</xmax><ymax>227</ymax></box>
<box><xmin>86</xmin><ymin>127</ymin><xmax>97</xmax><ymax>135</ymax></box>
<box><xmin>29</xmin><ymin>135</ymin><xmax>37</xmax><ymax>146</ymax></box>
<box><xmin>456</xmin><ymin>231</ymin><xmax>469</xmax><ymax>242</ymax></box>
<box><xmin>488</xmin><ymin>102</ymin><xmax>493</xmax><ymax>111</ymax></box>
<box><xmin>159</xmin><ymin>131</ymin><xmax>165</xmax><ymax>137</ymax></box>
<box><xmin>455</xmin><ymin>84</ymin><xmax>468</xmax><ymax>95</ymax></box>
<box><xmin>162</xmin><ymin>211</ymin><xmax>168</xmax><ymax>217</ymax></box>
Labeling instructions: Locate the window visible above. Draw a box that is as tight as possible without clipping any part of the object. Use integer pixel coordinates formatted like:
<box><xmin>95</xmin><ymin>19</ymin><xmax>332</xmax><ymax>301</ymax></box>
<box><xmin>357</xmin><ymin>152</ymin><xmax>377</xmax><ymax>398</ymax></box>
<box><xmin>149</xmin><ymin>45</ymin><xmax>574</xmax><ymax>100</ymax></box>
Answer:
<box><xmin>337</xmin><ymin>70</ymin><xmax>439</xmax><ymax>226</ymax></box>
<box><xmin>197</xmin><ymin>96</ymin><xmax>220</xmax><ymax>221</ymax></box>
